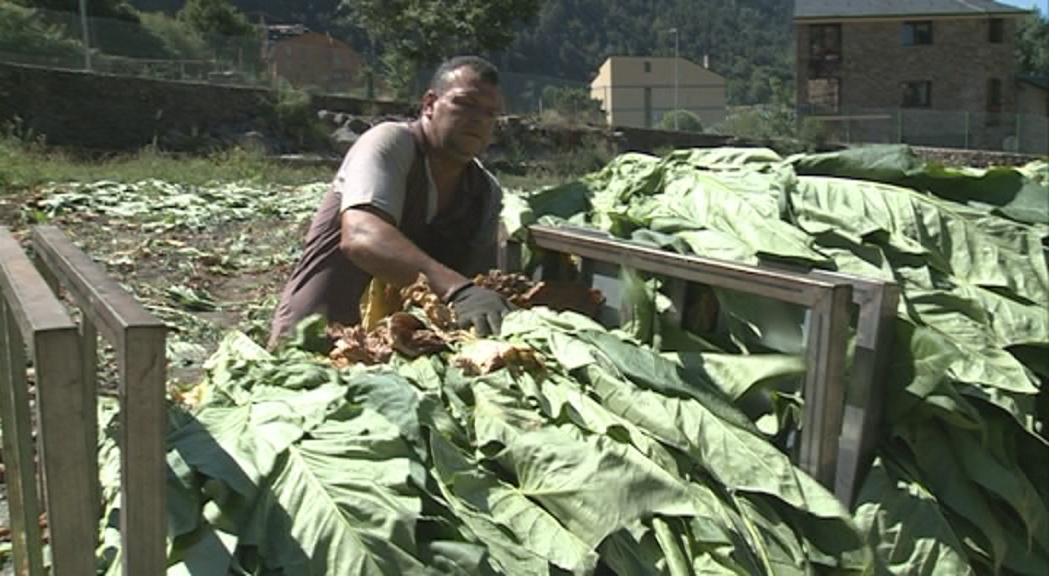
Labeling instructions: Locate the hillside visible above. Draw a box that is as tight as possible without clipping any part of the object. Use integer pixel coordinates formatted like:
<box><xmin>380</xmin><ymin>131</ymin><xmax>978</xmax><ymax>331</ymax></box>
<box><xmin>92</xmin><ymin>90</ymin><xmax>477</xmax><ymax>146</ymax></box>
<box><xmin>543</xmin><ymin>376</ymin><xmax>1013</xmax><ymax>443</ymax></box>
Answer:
<box><xmin>126</xmin><ymin>0</ymin><xmax>795</xmax><ymax>105</ymax></box>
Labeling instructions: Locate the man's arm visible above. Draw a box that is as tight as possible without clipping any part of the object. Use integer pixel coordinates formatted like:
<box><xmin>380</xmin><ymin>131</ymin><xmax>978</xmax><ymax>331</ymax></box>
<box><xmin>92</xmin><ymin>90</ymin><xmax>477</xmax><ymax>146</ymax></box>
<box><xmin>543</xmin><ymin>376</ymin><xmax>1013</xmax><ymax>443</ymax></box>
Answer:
<box><xmin>339</xmin><ymin>207</ymin><xmax>471</xmax><ymax>301</ymax></box>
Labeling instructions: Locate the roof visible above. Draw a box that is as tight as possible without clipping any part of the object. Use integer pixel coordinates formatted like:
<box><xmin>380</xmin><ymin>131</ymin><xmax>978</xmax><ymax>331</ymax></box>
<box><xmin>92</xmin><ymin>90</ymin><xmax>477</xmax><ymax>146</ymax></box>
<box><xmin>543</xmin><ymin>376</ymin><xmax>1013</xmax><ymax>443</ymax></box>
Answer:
<box><xmin>794</xmin><ymin>0</ymin><xmax>1031</xmax><ymax>19</ymax></box>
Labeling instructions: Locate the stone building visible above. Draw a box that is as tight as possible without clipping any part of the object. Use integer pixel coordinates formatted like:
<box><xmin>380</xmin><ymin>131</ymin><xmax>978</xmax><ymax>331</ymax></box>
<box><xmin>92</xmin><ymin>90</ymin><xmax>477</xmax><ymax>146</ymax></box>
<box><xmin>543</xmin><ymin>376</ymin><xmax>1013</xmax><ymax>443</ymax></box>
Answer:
<box><xmin>793</xmin><ymin>0</ymin><xmax>1036</xmax><ymax>151</ymax></box>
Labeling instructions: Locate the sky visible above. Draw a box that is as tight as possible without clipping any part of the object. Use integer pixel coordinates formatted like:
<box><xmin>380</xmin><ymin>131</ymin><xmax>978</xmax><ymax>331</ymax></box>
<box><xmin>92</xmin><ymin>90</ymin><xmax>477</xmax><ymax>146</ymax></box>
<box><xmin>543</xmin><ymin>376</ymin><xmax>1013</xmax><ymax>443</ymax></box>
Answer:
<box><xmin>999</xmin><ymin>0</ymin><xmax>1048</xmax><ymax>14</ymax></box>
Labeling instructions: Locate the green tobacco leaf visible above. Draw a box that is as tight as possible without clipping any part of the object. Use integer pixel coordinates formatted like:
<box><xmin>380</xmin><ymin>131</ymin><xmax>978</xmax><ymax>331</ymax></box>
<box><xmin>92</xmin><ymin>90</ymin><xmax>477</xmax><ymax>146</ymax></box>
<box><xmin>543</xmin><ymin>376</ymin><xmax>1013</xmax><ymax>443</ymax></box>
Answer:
<box><xmin>882</xmin><ymin>320</ymin><xmax>983</xmax><ymax>429</ymax></box>
<box><xmin>579</xmin><ymin>331</ymin><xmax>760</xmax><ymax>434</ymax></box>
<box><xmin>667</xmin><ymin>352</ymin><xmax>806</xmax><ymax>402</ymax></box>
<box><xmin>793</xmin><ymin>175</ymin><xmax>1048</xmax><ymax>304</ymax></box>
<box><xmin>731</xmin><ymin>495</ymin><xmax>807</xmax><ymax>575</ymax></box>
<box><xmin>496</xmin><ymin>427</ymin><xmax>702</xmax><ymax>548</ymax></box>
<box><xmin>248</xmin><ymin>410</ymin><xmax>427</xmax><ymax>574</ymax></box>
<box><xmin>582</xmin><ymin>364</ymin><xmax>849</xmax><ymax>522</ymax></box>
<box><xmin>946</xmin><ymin>425</ymin><xmax>1049</xmax><ymax>553</ymax></box>
<box><xmin>624</xmin><ymin>170</ymin><xmax>828</xmax><ymax>266</ymax></box>
<box><xmin>429</xmin><ymin>432</ymin><xmax>594</xmax><ymax>575</ymax></box>
<box><xmin>598</xmin><ymin>527</ymin><xmax>665</xmax><ymax>576</ymax></box>
<box><xmin>539</xmin><ymin>373</ymin><xmax>684</xmax><ymax>475</ymax></box>
<box><xmin>788</xmin><ymin>143</ymin><xmax>1049</xmax><ymax>225</ymax></box>
<box><xmin>167</xmin><ymin>524</ymin><xmax>239</xmax><ymax>576</ymax></box>
<box><xmin>853</xmin><ymin>458</ymin><xmax>975</xmax><ymax>575</ymax></box>
<box><xmin>906</xmin><ymin>289</ymin><xmax>1039</xmax><ymax>395</ymax></box>
<box><xmin>900</xmin><ymin>422</ymin><xmax>1009</xmax><ymax>570</ymax></box>
<box><xmin>470</xmin><ymin>376</ymin><xmax>548</xmax><ymax>454</ymax></box>
<box><xmin>341</xmin><ymin>367</ymin><xmax>425</xmax><ymax>458</ymax></box>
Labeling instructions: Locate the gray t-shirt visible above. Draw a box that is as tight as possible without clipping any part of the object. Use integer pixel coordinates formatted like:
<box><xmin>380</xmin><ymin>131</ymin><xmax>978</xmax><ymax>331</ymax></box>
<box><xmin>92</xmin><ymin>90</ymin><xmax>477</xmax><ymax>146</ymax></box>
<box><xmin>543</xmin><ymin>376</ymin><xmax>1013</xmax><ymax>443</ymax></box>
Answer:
<box><xmin>335</xmin><ymin>122</ymin><xmax>502</xmax><ymax>238</ymax></box>
<box><xmin>268</xmin><ymin>121</ymin><xmax>503</xmax><ymax>348</ymax></box>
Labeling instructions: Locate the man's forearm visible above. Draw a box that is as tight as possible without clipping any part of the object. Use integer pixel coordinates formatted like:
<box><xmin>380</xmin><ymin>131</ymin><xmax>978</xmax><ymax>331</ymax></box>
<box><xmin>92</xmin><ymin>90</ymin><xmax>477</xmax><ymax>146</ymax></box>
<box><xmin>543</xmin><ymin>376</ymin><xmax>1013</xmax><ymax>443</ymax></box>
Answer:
<box><xmin>340</xmin><ymin>210</ymin><xmax>470</xmax><ymax>299</ymax></box>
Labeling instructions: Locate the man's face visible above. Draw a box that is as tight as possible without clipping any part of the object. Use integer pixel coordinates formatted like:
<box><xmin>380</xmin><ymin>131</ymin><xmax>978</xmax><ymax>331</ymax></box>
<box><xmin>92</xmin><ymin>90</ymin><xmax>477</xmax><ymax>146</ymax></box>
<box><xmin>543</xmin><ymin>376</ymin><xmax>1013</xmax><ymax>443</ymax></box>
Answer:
<box><xmin>422</xmin><ymin>67</ymin><xmax>502</xmax><ymax>161</ymax></box>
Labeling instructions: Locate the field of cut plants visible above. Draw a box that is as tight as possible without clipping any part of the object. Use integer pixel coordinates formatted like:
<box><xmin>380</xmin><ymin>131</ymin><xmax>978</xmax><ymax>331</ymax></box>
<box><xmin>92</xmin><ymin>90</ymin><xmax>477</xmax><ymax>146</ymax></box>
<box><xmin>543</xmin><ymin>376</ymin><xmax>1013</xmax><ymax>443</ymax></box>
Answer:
<box><xmin>0</xmin><ymin>143</ymin><xmax>1047</xmax><ymax>575</ymax></box>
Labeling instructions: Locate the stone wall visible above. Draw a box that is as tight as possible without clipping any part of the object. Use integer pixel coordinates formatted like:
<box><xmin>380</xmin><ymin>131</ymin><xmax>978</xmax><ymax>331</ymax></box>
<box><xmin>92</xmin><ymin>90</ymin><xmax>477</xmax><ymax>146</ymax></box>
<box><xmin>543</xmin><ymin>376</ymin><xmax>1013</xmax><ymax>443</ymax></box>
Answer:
<box><xmin>2</xmin><ymin>62</ymin><xmax>1038</xmax><ymax>169</ymax></box>
<box><xmin>0</xmin><ymin>62</ymin><xmax>414</xmax><ymax>152</ymax></box>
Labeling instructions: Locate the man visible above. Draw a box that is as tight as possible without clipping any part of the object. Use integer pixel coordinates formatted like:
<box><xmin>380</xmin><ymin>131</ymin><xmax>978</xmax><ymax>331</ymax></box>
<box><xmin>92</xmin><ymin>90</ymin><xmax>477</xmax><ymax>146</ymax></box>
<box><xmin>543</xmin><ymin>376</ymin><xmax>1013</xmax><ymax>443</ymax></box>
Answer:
<box><xmin>268</xmin><ymin>55</ymin><xmax>511</xmax><ymax>350</ymax></box>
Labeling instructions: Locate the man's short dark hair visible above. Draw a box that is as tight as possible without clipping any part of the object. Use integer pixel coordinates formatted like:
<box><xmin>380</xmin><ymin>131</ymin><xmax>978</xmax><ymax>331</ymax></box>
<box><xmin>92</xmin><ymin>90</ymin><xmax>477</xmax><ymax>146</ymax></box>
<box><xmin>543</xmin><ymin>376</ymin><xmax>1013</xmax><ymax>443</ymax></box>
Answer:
<box><xmin>430</xmin><ymin>56</ymin><xmax>500</xmax><ymax>94</ymax></box>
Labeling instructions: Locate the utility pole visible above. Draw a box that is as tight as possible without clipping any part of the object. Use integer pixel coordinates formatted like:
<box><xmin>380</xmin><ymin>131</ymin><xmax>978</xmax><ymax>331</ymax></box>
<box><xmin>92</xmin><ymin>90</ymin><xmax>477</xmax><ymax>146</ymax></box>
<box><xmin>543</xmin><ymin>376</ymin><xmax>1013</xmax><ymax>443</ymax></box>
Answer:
<box><xmin>78</xmin><ymin>0</ymin><xmax>92</xmax><ymax>71</ymax></box>
<box><xmin>669</xmin><ymin>27</ymin><xmax>679</xmax><ymax>130</ymax></box>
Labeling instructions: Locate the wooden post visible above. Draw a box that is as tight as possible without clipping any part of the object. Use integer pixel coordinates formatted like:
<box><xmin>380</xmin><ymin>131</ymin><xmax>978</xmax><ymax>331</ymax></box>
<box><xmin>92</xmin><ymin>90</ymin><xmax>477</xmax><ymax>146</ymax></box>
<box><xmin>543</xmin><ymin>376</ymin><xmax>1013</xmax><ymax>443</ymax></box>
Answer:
<box><xmin>31</xmin><ymin>225</ymin><xmax>167</xmax><ymax>576</ymax></box>
<box><xmin>0</xmin><ymin>300</ymin><xmax>45</xmax><ymax>576</ymax></box>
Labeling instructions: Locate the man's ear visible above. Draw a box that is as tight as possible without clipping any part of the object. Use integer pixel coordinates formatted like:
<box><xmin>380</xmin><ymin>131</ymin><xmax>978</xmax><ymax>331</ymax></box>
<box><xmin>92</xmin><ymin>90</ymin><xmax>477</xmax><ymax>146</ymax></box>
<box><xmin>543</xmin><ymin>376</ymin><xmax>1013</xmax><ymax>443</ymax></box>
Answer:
<box><xmin>421</xmin><ymin>90</ymin><xmax>438</xmax><ymax>117</ymax></box>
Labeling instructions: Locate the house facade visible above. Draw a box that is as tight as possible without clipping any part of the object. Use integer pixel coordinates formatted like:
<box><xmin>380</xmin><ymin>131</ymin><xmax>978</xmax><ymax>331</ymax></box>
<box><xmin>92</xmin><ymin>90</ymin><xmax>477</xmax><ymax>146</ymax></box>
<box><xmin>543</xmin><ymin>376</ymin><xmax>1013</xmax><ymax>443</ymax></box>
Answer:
<box><xmin>266</xmin><ymin>27</ymin><xmax>364</xmax><ymax>94</ymax></box>
<box><xmin>794</xmin><ymin>0</ymin><xmax>1033</xmax><ymax>151</ymax></box>
<box><xmin>589</xmin><ymin>56</ymin><xmax>727</xmax><ymax>130</ymax></box>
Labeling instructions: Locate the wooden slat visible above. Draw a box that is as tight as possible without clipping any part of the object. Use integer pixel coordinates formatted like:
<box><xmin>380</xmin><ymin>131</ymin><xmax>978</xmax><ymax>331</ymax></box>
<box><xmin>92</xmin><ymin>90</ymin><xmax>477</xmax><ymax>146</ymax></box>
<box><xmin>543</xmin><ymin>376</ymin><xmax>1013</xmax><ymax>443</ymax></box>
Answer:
<box><xmin>0</xmin><ymin>226</ymin><xmax>91</xmax><ymax>575</ymax></box>
<box><xmin>765</xmin><ymin>263</ymin><xmax>901</xmax><ymax>504</ymax></box>
<box><xmin>81</xmin><ymin>318</ymin><xmax>101</xmax><ymax>518</ymax></box>
<box><xmin>496</xmin><ymin>224</ymin><xmax>521</xmax><ymax>273</ymax></box>
<box><xmin>832</xmin><ymin>281</ymin><xmax>900</xmax><ymax>504</ymax></box>
<box><xmin>529</xmin><ymin>225</ymin><xmax>835</xmax><ymax>306</ymax></box>
<box><xmin>118</xmin><ymin>326</ymin><xmax>167</xmax><ymax>576</ymax></box>
<box><xmin>0</xmin><ymin>301</ymin><xmax>45</xmax><ymax>576</ymax></box>
<box><xmin>30</xmin><ymin>226</ymin><xmax>163</xmax><ymax>348</ymax></box>
<box><xmin>34</xmin><ymin>328</ymin><xmax>96</xmax><ymax>576</ymax></box>
<box><xmin>0</xmin><ymin>229</ymin><xmax>78</xmax><ymax>350</ymax></box>
<box><xmin>798</xmin><ymin>284</ymin><xmax>853</xmax><ymax>489</ymax></box>
<box><xmin>31</xmin><ymin>225</ymin><xmax>167</xmax><ymax>576</ymax></box>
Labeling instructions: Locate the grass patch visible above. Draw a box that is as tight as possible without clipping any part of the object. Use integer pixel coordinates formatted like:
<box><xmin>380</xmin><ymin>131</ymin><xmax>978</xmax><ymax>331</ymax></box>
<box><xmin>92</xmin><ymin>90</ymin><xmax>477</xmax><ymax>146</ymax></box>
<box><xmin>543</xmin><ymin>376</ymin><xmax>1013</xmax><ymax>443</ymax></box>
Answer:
<box><xmin>494</xmin><ymin>171</ymin><xmax>577</xmax><ymax>191</ymax></box>
<box><xmin>0</xmin><ymin>138</ymin><xmax>333</xmax><ymax>193</ymax></box>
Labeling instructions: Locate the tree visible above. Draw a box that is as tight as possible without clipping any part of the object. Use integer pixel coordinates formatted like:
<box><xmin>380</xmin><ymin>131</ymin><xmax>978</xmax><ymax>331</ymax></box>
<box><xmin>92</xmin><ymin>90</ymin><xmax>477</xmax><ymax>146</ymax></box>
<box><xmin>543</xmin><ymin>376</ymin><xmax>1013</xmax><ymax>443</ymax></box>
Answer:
<box><xmin>659</xmin><ymin>110</ymin><xmax>703</xmax><ymax>132</ymax></box>
<box><xmin>1016</xmin><ymin>9</ymin><xmax>1049</xmax><ymax>77</ymax></box>
<box><xmin>0</xmin><ymin>2</ymin><xmax>85</xmax><ymax>64</ymax></box>
<box><xmin>541</xmin><ymin>85</ymin><xmax>604</xmax><ymax>123</ymax></box>
<box><xmin>342</xmin><ymin>0</ymin><xmax>542</xmax><ymax>92</ymax></box>
<box><xmin>177</xmin><ymin>0</ymin><xmax>254</xmax><ymax>38</ymax></box>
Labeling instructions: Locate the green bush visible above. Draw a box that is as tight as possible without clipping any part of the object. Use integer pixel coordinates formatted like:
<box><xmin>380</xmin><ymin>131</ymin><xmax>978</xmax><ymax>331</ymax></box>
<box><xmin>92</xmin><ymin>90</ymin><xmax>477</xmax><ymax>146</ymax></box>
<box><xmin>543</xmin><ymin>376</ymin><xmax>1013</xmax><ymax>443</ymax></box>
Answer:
<box><xmin>0</xmin><ymin>3</ymin><xmax>85</xmax><ymax>65</ymax></box>
<box><xmin>269</xmin><ymin>80</ymin><xmax>326</xmax><ymax>148</ymax></box>
<box><xmin>139</xmin><ymin>11</ymin><xmax>210</xmax><ymax>60</ymax></box>
<box><xmin>541</xmin><ymin>85</ymin><xmax>605</xmax><ymax>125</ymax></box>
<box><xmin>659</xmin><ymin>110</ymin><xmax>704</xmax><ymax>132</ymax></box>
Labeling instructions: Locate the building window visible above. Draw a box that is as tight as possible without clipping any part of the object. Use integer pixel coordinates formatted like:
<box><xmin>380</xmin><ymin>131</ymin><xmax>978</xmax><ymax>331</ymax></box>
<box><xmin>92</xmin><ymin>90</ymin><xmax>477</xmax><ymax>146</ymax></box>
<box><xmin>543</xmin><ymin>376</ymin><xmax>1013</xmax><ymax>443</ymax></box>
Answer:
<box><xmin>986</xmin><ymin>78</ymin><xmax>1003</xmax><ymax>111</ymax></box>
<box><xmin>988</xmin><ymin>18</ymin><xmax>1004</xmax><ymax>43</ymax></box>
<box><xmin>986</xmin><ymin>77</ymin><xmax>1003</xmax><ymax>125</ymax></box>
<box><xmin>807</xmin><ymin>78</ymin><xmax>840</xmax><ymax>114</ymax></box>
<box><xmin>644</xmin><ymin>61</ymin><xmax>651</xmax><ymax>73</ymax></box>
<box><xmin>808</xmin><ymin>24</ymin><xmax>841</xmax><ymax>78</ymax></box>
<box><xmin>901</xmin><ymin>21</ymin><xmax>933</xmax><ymax>46</ymax></box>
<box><xmin>901</xmin><ymin>81</ymin><xmax>932</xmax><ymax>108</ymax></box>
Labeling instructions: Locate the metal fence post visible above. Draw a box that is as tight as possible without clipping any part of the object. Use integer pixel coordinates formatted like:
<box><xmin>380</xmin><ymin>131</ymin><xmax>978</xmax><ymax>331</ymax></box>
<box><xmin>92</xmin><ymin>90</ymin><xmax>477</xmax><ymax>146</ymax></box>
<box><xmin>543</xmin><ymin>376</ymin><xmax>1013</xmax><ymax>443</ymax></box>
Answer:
<box><xmin>964</xmin><ymin>111</ymin><xmax>970</xmax><ymax>149</ymax></box>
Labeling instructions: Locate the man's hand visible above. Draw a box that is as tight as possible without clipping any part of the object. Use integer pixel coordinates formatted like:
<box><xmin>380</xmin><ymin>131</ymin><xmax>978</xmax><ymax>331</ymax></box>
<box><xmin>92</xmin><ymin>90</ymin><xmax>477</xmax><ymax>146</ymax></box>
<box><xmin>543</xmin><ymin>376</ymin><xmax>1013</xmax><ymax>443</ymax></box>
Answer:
<box><xmin>448</xmin><ymin>283</ymin><xmax>512</xmax><ymax>336</ymax></box>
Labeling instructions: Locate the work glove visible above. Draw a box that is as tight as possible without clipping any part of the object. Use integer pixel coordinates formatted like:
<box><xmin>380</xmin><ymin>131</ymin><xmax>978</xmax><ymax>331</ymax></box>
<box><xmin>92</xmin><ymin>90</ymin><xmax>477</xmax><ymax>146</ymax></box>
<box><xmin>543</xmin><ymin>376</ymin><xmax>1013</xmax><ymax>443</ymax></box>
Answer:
<box><xmin>447</xmin><ymin>283</ymin><xmax>512</xmax><ymax>337</ymax></box>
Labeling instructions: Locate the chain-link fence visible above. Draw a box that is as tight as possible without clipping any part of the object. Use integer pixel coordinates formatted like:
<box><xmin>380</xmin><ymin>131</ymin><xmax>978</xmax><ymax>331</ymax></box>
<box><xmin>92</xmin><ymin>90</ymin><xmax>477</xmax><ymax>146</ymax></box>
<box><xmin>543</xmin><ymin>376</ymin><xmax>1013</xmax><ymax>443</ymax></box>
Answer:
<box><xmin>800</xmin><ymin>107</ymin><xmax>1049</xmax><ymax>155</ymax></box>
<box><xmin>0</xmin><ymin>6</ymin><xmax>397</xmax><ymax>96</ymax></box>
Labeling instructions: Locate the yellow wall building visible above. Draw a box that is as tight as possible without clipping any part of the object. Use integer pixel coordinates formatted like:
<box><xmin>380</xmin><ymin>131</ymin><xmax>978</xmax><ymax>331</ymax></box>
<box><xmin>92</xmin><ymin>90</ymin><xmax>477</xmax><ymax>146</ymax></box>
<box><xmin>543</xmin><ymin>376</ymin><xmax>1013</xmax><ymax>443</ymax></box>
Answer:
<box><xmin>590</xmin><ymin>56</ymin><xmax>727</xmax><ymax>129</ymax></box>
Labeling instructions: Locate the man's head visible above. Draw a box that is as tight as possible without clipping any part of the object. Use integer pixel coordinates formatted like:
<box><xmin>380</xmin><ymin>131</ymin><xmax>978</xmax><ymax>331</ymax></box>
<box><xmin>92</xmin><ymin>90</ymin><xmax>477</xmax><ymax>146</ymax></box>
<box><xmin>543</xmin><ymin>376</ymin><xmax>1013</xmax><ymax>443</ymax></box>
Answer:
<box><xmin>421</xmin><ymin>56</ymin><xmax>503</xmax><ymax>162</ymax></box>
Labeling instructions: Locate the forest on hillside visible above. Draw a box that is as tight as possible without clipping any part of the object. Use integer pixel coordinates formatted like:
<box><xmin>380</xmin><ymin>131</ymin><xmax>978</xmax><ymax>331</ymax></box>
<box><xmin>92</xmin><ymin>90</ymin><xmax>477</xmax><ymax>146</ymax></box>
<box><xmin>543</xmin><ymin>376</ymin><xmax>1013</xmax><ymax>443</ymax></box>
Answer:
<box><xmin>6</xmin><ymin>0</ymin><xmax>1047</xmax><ymax>106</ymax></box>
<box><xmin>122</xmin><ymin>0</ymin><xmax>795</xmax><ymax>105</ymax></box>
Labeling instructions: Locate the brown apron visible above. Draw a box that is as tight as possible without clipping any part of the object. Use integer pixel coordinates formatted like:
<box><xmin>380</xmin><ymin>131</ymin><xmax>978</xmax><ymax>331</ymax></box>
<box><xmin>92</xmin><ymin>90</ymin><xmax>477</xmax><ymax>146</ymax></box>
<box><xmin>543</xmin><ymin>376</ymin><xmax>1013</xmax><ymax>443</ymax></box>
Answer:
<box><xmin>268</xmin><ymin>122</ymin><xmax>490</xmax><ymax>348</ymax></box>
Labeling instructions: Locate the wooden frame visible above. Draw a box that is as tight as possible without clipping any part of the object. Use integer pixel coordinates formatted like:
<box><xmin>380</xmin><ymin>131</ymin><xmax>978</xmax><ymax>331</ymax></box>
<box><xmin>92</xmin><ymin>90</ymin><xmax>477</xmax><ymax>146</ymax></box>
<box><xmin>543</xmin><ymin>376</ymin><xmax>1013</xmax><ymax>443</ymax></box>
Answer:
<box><xmin>805</xmin><ymin>269</ymin><xmax>899</xmax><ymax>504</ymax></box>
<box><xmin>0</xmin><ymin>227</ymin><xmax>93</xmax><ymax>575</ymax></box>
<box><xmin>502</xmin><ymin>224</ymin><xmax>896</xmax><ymax>504</ymax></box>
<box><xmin>30</xmin><ymin>225</ymin><xmax>167</xmax><ymax>576</ymax></box>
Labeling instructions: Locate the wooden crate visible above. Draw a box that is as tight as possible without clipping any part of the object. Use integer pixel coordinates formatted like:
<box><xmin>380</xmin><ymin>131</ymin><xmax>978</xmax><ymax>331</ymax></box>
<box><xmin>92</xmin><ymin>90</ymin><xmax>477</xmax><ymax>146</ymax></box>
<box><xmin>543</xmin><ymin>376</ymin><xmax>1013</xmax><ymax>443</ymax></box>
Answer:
<box><xmin>500</xmin><ymin>224</ymin><xmax>897</xmax><ymax>505</ymax></box>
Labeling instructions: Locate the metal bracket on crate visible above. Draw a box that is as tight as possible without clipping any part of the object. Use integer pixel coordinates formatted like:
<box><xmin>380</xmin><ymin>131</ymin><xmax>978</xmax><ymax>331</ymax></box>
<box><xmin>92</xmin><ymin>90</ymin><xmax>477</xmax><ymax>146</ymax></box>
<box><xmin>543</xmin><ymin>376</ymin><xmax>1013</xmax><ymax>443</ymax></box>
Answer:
<box><xmin>499</xmin><ymin>223</ymin><xmax>897</xmax><ymax>506</ymax></box>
